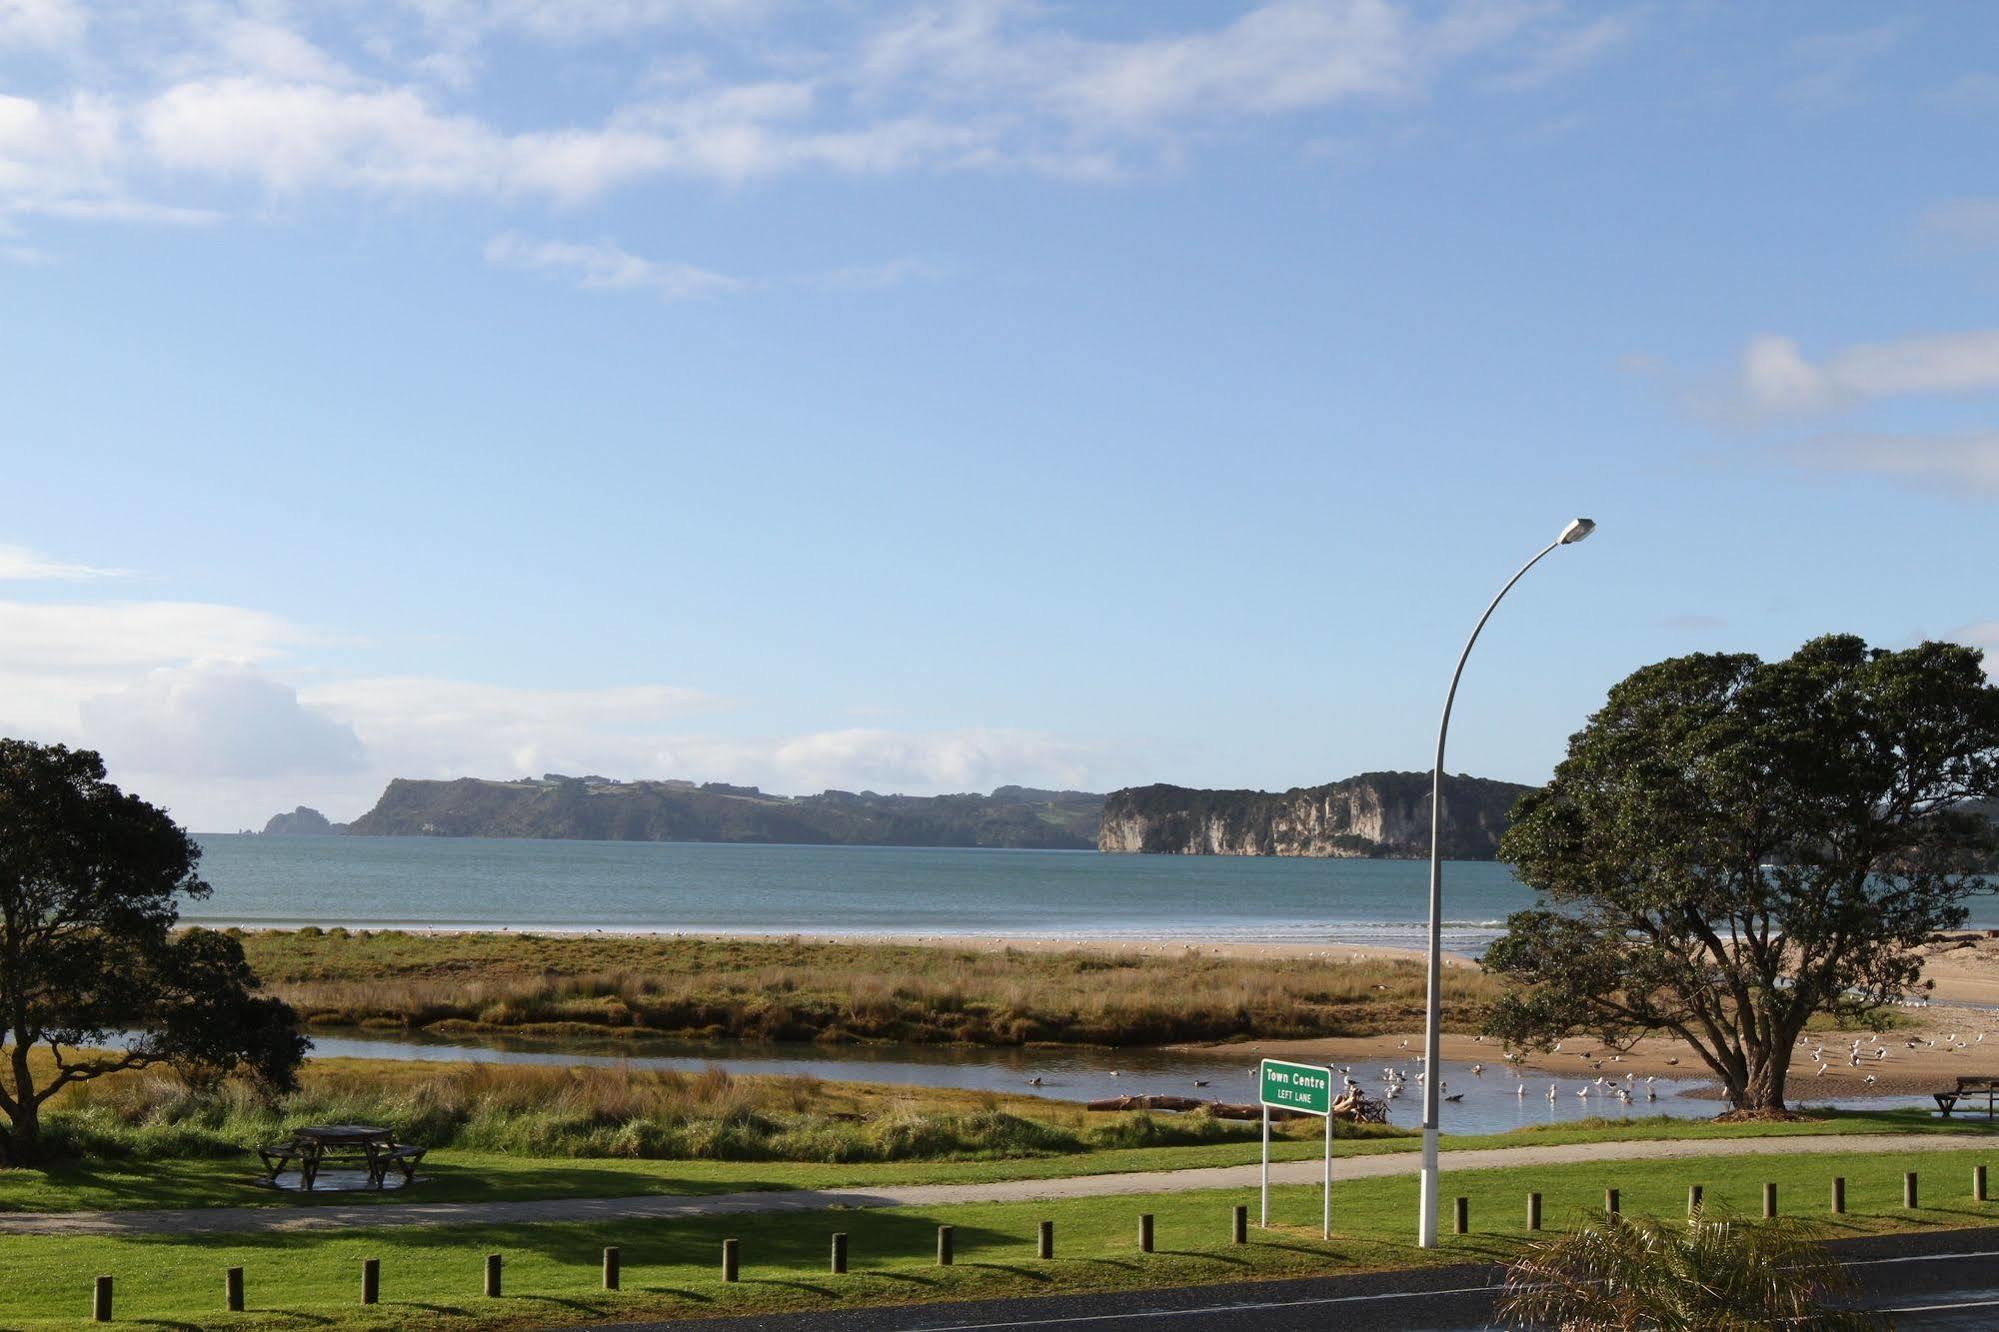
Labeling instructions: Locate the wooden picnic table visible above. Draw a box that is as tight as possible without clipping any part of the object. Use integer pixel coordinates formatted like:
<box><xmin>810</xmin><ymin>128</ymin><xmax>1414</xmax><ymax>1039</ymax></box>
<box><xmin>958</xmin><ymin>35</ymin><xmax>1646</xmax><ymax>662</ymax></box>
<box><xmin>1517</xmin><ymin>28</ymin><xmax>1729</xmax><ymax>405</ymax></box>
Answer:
<box><xmin>292</xmin><ymin>1124</ymin><xmax>396</xmax><ymax>1190</ymax></box>
<box><xmin>1933</xmin><ymin>1077</ymin><xmax>1999</xmax><ymax>1119</ymax></box>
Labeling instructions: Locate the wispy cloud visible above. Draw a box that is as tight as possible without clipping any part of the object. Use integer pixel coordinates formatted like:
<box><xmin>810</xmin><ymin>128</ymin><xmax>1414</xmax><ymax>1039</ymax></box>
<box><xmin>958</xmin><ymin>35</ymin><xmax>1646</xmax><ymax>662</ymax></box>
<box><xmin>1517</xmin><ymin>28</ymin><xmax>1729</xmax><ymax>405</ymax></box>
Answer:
<box><xmin>1783</xmin><ymin>22</ymin><xmax>1905</xmax><ymax>108</ymax></box>
<box><xmin>0</xmin><ymin>1</ymin><xmax>1636</xmax><ymax>231</ymax></box>
<box><xmin>1782</xmin><ymin>432</ymin><xmax>1999</xmax><ymax>496</ymax></box>
<box><xmin>485</xmin><ymin>231</ymin><xmax>935</xmax><ymax>298</ymax></box>
<box><xmin>1487</xmin><ymin>12</ymin><xmax>1641</xmax><ymax>92</ymax></box>
<box><xmin>1730</xmin><ymin>330</ymin><xmax>1999</xmax><ymax>416</ymax></box>
<box><xmin>1920</xmin><ymin>198</ymin><xmax>1999</xmax><ymax>250</ymax></box>
<box><xmin>0</xmin><ymin>544</ymin><xmax>134</xmax><ymax>580</ymax></box>
<box><xmin>484</xmin><ymin>231</ymin><xmax>742</xmax><ymax>298</ymax></box>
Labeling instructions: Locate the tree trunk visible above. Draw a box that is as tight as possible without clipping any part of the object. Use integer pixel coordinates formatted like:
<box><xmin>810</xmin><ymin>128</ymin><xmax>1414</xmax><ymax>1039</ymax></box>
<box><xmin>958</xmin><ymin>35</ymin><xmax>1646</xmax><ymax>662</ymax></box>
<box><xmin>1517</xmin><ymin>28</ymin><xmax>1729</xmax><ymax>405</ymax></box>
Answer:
<box><xmin>6</xmin><ymin>1045</ymin><xmax>38</xmax><ymax>1162</ymax></box>
<box><xmin>1737</xmin><ymin>1047</ymin><xmax>1789</xmax><ymax>1115</ymax></box>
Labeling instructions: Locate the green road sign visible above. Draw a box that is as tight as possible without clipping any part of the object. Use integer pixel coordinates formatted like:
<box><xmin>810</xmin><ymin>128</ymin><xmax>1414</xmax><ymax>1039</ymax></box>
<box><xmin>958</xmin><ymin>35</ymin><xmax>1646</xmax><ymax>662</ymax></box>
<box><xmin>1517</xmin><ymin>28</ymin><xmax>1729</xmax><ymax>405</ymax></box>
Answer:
<box><xmin>1258</xmin><ymin>1058</ymin><xmax>1334</xmax><ymax>1116</ymax></box>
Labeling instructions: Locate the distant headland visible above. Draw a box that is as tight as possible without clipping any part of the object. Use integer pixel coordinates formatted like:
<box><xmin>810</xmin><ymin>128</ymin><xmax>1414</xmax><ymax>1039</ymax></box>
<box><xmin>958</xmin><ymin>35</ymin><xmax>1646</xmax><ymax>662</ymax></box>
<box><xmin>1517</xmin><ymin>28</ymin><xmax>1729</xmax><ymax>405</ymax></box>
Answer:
<box><xmin>260</xmin><ymin>770</ymin><xmax>1535</xmax><ymax>859</ymax></box>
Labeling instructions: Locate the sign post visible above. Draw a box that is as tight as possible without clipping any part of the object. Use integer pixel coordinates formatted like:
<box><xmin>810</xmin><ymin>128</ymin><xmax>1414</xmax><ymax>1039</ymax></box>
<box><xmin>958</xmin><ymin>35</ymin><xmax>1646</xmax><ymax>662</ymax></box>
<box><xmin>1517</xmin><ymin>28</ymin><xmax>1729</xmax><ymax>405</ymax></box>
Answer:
<box><xmin>1257</xmin><ymin>1058</ymin><xmax>1337</xmax><ymax>1238</ymax></box>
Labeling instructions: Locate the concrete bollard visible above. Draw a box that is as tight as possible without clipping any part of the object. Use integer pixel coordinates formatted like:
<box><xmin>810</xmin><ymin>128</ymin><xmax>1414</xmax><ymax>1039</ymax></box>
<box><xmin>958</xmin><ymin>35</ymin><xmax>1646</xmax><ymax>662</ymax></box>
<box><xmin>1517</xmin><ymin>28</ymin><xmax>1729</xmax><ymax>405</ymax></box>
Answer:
<box><xmin>722</xmin><ymin>1238</ymin><xmax>739</xmax><ymax>1283</ymax></box>
<box><xmin>1763</xmin><ymin>1182</ymin><xmax>1777</xmax><ymax>1219</ymax></box>
<box><xmin>362</xmin><ymin>1258</ymin><xmax>380</xmax><ymax>1305</ymax></box>
<box><xmin>1139</xmin><ymin>1213</ymin><xmax>1154</xmax><ymax>1253</ymax></box>
<box><xmin>831</xmin><ymin>1232</ymin><xmax>848</xmax><ymax>1275</ymax></box>
<box><xmin>1527</xmin><ymin>1192</ymin><xmax>1542</xmax><ymax>1231</ymax></box>
<box><xmin>92</xmin><ymin>1276</ymin><xmax>112</xmax><ymax>1323</ymax></box>
<box><xmin>1454</xmin><ymin>1196</ymin><xmax>1468</xmax><ymax>1236</ymax></box>
<box><xmin>484</xmin><ymin>1253</ymin><xmax>502</xmax><ymax>1298</ymax></box>
<box><xmin>1605</xmin><ymin>1187</ymin><xmax>1620</xmax><ymax>1216</ymax></box>
<box><xmin>225</xmin><ymin>1267</ymin><xmax>244</xmax><ymax>1313</ymax></box>
<box><xmin>1978</xmin><ymin>1165</ymin><xmax>1989</xmax><ymax>1203</ymax></box>
<box><xmin>1688</xmin><ymin>1183</ymin><xmax>1704</xmax><ymax>1216</ymax></box>
<box><xmin>1231</xmin><ymin>1204</ymin><xmax>1247</xmax><ymax>1245</ymax></box>
<box><xmin>603</xmin><ymin>1246</ymin><xmax>620</xmax><ymax>1291</ymax></box>
<box><xmin>937</xmin><ymin>1225</ymin><xmax>954</xmax><ymax>1266</ymax></box>
<box><xmin>1906</xmin><ymin>1172</ymin><xmax>1920</xmax><ymax>1209</ymax></box>
<box><xmin>1832</xmin><ymin>1177</ymin><xmax>1846</xmax><ymax>1214</ymax></box>
<box><xmin>1038</xmin><ymin>1220</ymin><xmax>1054</xmax><ymax>1260</ymax></box>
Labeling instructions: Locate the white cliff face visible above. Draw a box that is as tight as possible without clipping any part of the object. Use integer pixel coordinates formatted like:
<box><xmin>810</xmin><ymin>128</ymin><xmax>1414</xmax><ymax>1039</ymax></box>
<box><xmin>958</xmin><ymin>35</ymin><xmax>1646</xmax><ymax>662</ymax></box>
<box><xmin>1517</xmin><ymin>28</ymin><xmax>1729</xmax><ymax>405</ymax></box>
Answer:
<box><xmin>1096</xmin><ymin>773</ymin><xmax>1529</xmax><ymax>859</ymax></box>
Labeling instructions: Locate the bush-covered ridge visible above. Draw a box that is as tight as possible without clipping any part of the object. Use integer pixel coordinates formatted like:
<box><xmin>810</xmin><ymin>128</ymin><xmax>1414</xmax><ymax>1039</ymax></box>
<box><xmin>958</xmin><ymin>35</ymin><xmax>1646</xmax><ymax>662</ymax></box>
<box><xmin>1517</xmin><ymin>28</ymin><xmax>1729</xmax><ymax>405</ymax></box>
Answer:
<box><xmin>333</xmin><ymin>777</ymin><xmax>1104</xmax><ymax>848</ymax></box>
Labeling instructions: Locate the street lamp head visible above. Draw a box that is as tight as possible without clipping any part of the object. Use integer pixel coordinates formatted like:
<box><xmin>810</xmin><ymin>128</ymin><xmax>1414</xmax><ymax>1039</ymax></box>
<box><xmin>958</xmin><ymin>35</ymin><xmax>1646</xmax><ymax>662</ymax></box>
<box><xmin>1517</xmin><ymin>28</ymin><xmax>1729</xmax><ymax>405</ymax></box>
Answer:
<box><xmin>1559</xmin><ymin>517</ymin><xmax>1597</xmax><ymax>546</ymax></box>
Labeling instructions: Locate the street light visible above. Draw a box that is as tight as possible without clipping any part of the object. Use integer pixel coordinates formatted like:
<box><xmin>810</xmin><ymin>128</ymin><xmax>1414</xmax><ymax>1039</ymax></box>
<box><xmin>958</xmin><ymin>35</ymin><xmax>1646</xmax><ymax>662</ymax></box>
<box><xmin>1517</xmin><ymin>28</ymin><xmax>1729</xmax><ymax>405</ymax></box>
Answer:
<box><xmin>1416</xmin><ymin>516</ymin><xmax>1596</xmax><ymax>1249</ymax></box>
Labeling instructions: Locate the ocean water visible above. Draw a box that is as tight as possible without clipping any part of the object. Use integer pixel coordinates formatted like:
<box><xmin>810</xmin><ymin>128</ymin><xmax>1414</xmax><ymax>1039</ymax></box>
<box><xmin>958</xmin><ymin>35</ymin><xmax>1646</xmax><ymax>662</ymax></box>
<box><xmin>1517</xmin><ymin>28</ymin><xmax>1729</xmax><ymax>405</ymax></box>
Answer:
<box><xmin>188</xmin><ymin>835</ymin><xmax>1534</xmax><ymax>953</ymax></box>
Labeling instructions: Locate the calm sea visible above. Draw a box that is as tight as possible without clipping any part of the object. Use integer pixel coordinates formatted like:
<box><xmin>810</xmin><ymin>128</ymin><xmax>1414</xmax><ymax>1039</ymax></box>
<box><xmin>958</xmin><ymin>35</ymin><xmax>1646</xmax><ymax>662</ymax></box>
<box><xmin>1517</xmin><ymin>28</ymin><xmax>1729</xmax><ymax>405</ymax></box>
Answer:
<box><xmin>188</xmin><ymin>836</ymin><xmax>1537</xmax><ymax>954</ymax></box>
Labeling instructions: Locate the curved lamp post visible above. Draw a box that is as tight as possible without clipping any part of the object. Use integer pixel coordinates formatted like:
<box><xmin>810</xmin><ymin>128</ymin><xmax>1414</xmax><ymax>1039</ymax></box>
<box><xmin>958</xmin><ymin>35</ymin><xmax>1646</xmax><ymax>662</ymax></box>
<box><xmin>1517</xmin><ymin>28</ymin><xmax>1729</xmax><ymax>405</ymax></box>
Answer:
<box><xmin>1417</xmin><ymin>516</ymin><xmax>1596</xmax><ymax>1249</ymax></box>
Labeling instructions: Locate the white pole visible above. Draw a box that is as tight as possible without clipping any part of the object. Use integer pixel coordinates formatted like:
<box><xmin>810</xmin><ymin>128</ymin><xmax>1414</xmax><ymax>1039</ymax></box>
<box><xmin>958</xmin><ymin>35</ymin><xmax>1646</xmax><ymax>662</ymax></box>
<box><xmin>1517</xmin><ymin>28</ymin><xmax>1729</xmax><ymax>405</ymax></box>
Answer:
<box><xmin>1419</xmin><ymin>532</ymin><xmax>1576</xmax><ymax>1250</ymax></box>
<box><xmin>1322</xmin><ymin>1098</ymin><xmax>1332</xmax><ymax>1240</ymax></box>
<box><xmin>1260</xmin><ymin>1102</ymin><xmax>1270</xmax><ymax>1228</ymax></box>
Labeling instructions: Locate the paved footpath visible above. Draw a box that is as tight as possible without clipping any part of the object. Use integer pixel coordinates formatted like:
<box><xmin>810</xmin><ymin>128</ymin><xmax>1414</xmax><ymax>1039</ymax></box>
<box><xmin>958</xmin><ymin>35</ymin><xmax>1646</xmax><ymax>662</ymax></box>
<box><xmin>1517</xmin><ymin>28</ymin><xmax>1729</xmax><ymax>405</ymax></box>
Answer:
<box><xmin>2</xmin><ymin>1133</ymin><xmax>1988</xmax><ymax>1237</ymax></box>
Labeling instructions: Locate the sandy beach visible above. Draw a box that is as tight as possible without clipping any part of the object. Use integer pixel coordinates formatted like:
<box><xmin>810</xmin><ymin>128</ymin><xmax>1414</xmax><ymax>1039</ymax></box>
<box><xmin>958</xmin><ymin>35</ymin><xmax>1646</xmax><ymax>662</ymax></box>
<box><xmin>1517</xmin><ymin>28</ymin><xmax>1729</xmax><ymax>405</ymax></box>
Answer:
<box><xmin>833</xmin><ymin>929</ymin><xmax>1999</xmax><ymax>1101</ymax></box>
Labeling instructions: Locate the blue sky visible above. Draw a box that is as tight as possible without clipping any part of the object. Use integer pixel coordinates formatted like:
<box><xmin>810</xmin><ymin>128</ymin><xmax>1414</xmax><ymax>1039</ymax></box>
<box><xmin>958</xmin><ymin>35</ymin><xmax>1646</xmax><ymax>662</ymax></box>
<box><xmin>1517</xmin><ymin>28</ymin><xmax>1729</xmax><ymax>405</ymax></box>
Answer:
<box><xmin>3</xmin><ymin>1</ymin><xmax>1997</xmax><ymax>830</ymax></box>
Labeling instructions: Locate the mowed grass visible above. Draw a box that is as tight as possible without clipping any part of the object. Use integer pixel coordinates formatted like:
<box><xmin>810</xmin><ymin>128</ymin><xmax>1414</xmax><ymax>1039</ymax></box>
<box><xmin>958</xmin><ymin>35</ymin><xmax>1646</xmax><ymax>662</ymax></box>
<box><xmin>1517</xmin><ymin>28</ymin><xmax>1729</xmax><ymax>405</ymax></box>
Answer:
<box><xmin>11</xmin><ymin>1148</ymin><xmax>1999</xmax><ymax>1329</ymax></box>
<box><xmin>236</xmin><ymin>928</ymin><xmax>1504</xmax><ymax>1044</ymax></box>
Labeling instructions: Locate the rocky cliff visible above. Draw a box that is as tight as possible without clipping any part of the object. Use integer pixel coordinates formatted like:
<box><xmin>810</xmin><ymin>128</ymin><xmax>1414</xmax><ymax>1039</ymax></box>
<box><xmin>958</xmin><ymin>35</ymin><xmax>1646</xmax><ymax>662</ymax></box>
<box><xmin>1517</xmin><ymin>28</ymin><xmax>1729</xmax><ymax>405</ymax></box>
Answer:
<box><xmin>260</xmin><ymin>806</ymin><xmax>347</xmax><ymax>835</ymax></box>
<box><xmin>337</xmin><ymin>777</ymin><xmax>1103</xmax><ymax>849</ymax></box>
<box><xmin>1097</xmin><ymin>771</ymin><xmax>1534</xmax><ymax>859</ymax></box>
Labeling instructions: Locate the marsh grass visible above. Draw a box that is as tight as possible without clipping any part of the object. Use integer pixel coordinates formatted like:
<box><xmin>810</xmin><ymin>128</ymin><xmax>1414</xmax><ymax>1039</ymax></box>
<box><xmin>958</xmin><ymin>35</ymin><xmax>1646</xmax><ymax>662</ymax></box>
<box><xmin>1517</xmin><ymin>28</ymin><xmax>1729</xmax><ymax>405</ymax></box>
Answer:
<box><xmin>40</xmin><ymin>1059</ymin><xmax>1270</xmax><ymax>1165</ymax></box>
<box><xmin>238</xmin><ymin>930</ymin><xmax>1504</xmax><ymax>1045</ymax></box>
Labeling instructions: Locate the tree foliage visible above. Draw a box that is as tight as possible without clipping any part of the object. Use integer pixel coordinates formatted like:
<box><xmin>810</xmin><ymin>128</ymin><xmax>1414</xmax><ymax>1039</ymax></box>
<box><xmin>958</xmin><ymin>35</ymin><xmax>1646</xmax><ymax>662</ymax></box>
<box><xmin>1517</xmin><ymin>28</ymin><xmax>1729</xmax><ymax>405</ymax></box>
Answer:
<box><xmin>1483</xmin><ymin>635</ymin><xmax>1999</xmax><ymax>1115</ymax></box>
<box><xmin>0</xmin><ymin>740</ymin><xmax>305</xmax><ymax>1160</ymax></box>
<box><xmin>1497</xmin><ymin>1208</ymin><xmax>1882</xmax><ymax>1331</ymax></box>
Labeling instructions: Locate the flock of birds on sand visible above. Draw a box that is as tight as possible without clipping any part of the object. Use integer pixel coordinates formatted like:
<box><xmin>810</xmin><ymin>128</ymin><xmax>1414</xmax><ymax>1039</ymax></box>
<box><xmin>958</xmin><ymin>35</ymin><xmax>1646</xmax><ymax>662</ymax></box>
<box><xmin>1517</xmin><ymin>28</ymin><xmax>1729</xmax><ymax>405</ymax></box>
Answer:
<box><xmin>1030</xmin><ymin>1015</ymin><xmax>1993</xmax><ymax>1111</ymax></box>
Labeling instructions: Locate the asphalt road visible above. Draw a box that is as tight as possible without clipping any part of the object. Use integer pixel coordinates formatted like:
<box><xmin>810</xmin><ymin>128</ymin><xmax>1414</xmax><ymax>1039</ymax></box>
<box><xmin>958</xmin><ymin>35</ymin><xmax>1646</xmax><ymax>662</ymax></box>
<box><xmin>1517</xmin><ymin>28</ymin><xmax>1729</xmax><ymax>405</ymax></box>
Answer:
<box><xmin>588</xmin><ymin>1226</ymin><xmax>1999</xmax><ymax>1331</ymax></box>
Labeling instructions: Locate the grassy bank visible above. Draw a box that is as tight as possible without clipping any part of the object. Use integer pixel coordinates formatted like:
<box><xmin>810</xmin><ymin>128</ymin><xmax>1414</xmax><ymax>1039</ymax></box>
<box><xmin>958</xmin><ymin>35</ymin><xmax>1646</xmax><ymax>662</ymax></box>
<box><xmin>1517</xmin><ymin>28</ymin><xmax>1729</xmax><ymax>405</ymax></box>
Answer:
<box><xmin>43</xmin><ymin>1058</ymin><xmax>1290</xmax><ymax>1169</ymax></box>
<box><xmin>235</xmin><ymin>928</ymin><xmax>1503</xmax><ymax>1044</ymax></box>
<box><xmin>9</xmin><ymin>1147</ymin><xmax>1999</xmax><ymax>1328</ymax></box>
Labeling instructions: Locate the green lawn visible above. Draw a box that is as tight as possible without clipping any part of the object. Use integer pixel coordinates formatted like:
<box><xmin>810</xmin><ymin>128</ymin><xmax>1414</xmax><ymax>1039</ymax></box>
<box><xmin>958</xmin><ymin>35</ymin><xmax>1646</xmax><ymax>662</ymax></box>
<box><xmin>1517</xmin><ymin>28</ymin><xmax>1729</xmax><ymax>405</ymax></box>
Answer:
<box><xmin>9</xmin><ymin>1146</ymin><xmax>1999</xmax><ymax>1329</ymax></box>
<box><xmin>3</xmin><ymin>1107</ymin><xmax>1989</xmax><ymax>1215</ymax></box>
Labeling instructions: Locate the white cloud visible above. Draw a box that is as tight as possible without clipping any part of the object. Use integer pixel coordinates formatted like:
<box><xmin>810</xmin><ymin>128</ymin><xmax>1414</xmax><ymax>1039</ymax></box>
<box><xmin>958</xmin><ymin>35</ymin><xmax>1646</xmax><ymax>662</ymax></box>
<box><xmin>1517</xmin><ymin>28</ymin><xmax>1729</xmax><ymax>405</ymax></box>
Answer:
<box><xmin>79</xmin><ymin>661</ymin><xmax>367</xmax><ymax>779</ymax></box>
<box><xmin>0</xmin><ymin>0</ymin><xmax>84</xmax><ymax>50</ymax></box>
<box><xmin>0</xmin><ymin>545</ymin><xmax>132</xmax><ymax>580</ymax></box>
<box><xmin>766</xmin><ymin>726</ymin><xmax>1088</xmax><ymax>794</ymax></box>
<box><xmin>5</xmin><ymin>0</ymin><xmax>1628</xmax><ymax>230</ymax></box>
<box><xmin>1733</xmin><ymin>331</ymin><xmax>1999</xmax><ymax>415</ymax></box>
<box><xmin>484</xmin><ymin>231</ymin><xmax>742</xmax><ymax>298</ymax></box>
<box><xmin>1783</xmin><ymin>432</ymin><xmax>1999</xmax><ymax>496</ymax></box>
<box><xmin>0</xmin><ymin>598</ymin><xmax>304</xmax><ymax>669</ymax></box>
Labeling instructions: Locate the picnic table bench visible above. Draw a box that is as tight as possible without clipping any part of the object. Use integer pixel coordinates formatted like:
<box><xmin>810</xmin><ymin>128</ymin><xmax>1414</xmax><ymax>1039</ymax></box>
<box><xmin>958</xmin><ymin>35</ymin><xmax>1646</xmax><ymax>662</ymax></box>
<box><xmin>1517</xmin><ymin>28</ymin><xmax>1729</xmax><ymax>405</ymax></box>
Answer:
<box><xmin>258</xmin><ymin>1125</ymin><xmax>426</xmax><ymax>1190</ymax></box>
<box><xmin>1933</xmin><ymin>1076</ymin><xmax>1999</xmax><ymax>1118</ymax></box>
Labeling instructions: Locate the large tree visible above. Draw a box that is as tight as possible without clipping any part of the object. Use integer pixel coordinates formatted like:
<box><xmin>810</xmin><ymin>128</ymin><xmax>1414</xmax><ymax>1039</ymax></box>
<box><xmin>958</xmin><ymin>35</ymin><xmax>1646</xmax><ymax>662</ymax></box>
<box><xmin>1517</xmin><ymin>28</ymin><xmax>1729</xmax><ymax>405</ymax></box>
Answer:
<box><xmin>0</xmin><ymin>740</ymin><xmax>305</xmax><ymax>1160</ymax></box>
<box><xmin>1483</xmin><ymin>635</ymin><xmax>1999</xmax><ymax>1117</ymax></box>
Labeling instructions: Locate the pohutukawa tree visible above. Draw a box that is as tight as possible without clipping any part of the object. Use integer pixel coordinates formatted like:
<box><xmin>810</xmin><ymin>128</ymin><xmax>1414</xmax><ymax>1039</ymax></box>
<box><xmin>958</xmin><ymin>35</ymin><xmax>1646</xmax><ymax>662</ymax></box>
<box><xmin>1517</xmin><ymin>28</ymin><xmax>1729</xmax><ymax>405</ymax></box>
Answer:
<box><xmin>1483</xmin><ymin>635</ymin><xmax>1999</xmax><ymax>1117</ymax></box>
<box><xmin>0</xmin><ymin>740</ymin><xmax>305</xmax><ymax>1161</ymax></box>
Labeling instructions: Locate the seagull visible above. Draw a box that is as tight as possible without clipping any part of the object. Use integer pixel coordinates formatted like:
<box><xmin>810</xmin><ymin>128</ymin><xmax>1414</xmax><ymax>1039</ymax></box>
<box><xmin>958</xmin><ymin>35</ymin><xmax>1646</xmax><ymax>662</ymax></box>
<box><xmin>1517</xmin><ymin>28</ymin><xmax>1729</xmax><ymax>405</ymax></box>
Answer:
<box><xmin>1027</xmin><ymin>1076</ymin><xmax>1043</xmax><ymax>1087</ymax></box>
<box><xmin>1665</xmin><ymin>1057</ymin><xmax>1680</xmax><ymax>1066</ymax></box>
<box><xmin>1515</xmin><ymin>1083</ymin><xmax>1527</xmax><ymax>1096</ymax></box>
<box><xmin>1864</xmin><ymin>1074</ymin><xmax>1879</xmax><ymax>1085</ymax></box>
<box><xmin>1471</xmin><ymin>1063</ymin><xmax>1484</xmax><ymax>1076</ymax></box>
<box><xmin>1816</xmin><ymin>1063</ymin><xmax>1829</xmax><ymax>1077</ymax></box>
<box><xmin>1547</xmin><ymin>1084</ymin><xmax>1558</xmax><ymax>1100</ymax></box>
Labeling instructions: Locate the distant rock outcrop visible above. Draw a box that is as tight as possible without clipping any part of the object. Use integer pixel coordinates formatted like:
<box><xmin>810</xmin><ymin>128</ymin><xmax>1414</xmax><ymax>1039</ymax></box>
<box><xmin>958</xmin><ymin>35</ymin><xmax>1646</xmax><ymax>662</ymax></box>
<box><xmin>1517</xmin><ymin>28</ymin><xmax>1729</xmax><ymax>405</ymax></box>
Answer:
<box><xmin>1097</xmin><ymin>771</ymin><xmax>1534</xmax><ymax>860</ymax></box>
<box><xmin>339</xmin><ymin>777</ymin><xmax>1103</xmax><ymax>849</ymax></box>
<box><xmin>260</xmin><ymin>806</ymin><xmax>347</xmax><ymax>836</ymax></box>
